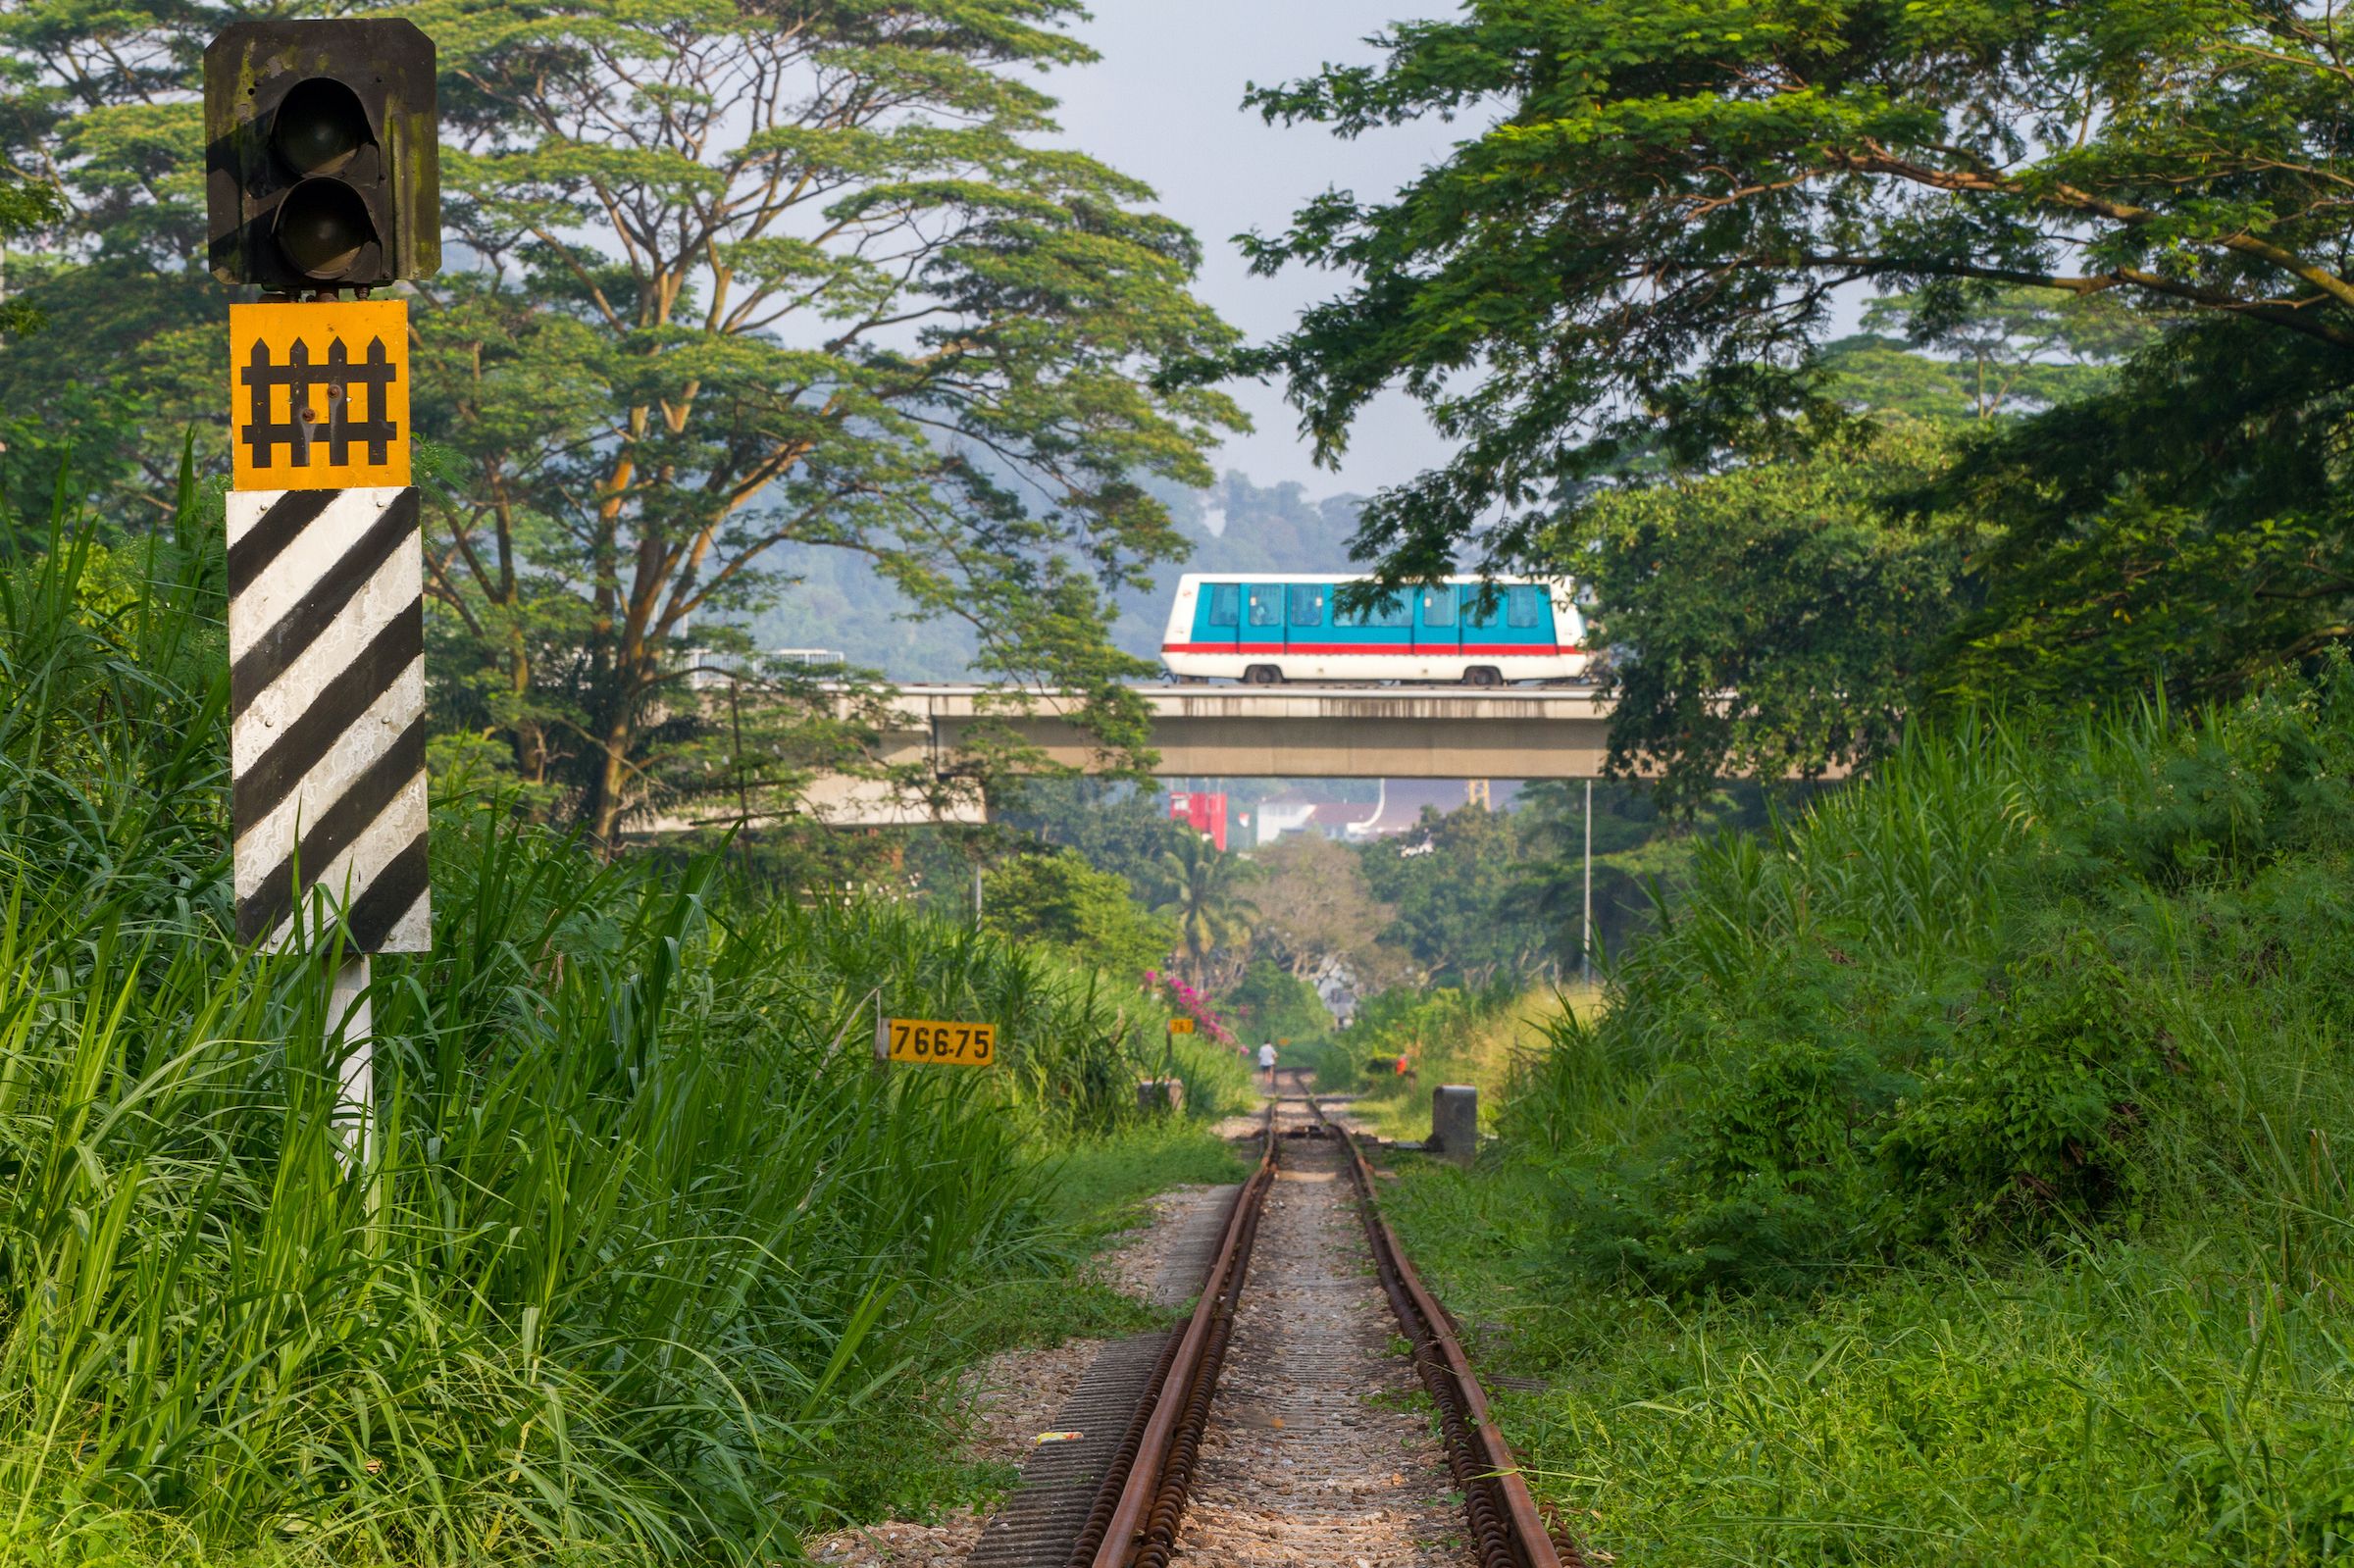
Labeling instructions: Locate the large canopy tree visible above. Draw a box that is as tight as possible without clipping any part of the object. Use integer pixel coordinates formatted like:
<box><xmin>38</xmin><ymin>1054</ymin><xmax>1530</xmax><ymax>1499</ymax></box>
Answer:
<box><xmin>1242</xmin><ymin>0</ymin><xmax>2354</xmax><ymax>685</ymax></box>
<box><xmin>0</xmin><ymin>0</ymin><xmax>1241</xmax><ymax>838</ymax></box>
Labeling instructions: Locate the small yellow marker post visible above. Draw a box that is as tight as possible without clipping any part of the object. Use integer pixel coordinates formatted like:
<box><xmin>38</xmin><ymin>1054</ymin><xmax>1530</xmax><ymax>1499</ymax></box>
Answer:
<box><xmin>1167</xmin><ymin>1017</ymin><xmax>1196</xmax><ymax>1035</ymax></box>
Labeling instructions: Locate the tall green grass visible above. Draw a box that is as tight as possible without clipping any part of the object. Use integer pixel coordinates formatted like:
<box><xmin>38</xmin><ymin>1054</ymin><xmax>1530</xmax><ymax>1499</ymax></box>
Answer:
<box><xmin>1387</xmin><ymin>663</ymin><xmax>2354</xmax><ymax>1562</ymax></box>
<box><xmin>0</xmin><ymin>481</ymin><xmax>1221</xmax><ymax>1560</ymax></box>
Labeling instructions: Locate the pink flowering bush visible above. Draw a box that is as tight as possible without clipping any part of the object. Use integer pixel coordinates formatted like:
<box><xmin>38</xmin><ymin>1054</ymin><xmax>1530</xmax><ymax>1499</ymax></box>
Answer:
<box><xmin>1144</xmin><ymin>970</ymin><xmax>1236</xmax><ymax>1046</ymax></box>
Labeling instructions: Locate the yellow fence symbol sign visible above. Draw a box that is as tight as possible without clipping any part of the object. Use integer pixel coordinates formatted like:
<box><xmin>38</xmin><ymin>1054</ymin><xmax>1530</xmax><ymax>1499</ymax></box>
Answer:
<box><xmin>230</xmin><ymin>300</ymin><xmax>410</xmax><ymax>490</ymax></box>
<box><xmin>1167</xmin><ymin>1018</ymin><xmax>1196</xmax><ymax>1035</ymax></box>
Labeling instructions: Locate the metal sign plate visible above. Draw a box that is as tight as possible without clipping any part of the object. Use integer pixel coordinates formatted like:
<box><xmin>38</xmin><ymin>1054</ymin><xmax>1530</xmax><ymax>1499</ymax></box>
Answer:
<box><xmin>876</xmin><ymin>1018</ymin><xmax>998</xmax><ymax>1067</ymax></box>
<box><xmin>230</xmin><ymin>300</ymin><xmax>411</xmax><ymax>491</ymax></box>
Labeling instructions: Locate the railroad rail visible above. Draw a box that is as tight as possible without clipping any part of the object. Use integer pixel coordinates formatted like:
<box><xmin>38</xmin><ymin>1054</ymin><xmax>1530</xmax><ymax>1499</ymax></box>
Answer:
<box><xmin>1305</xmin><ymin>1088</ymin><xmax>1575</xmax><ymax>1568</ymax></box>
<box><xmin>1069</xmin><ymin>1081</ymin><xmax>1574</xmax><ymax>1568</ymax></box>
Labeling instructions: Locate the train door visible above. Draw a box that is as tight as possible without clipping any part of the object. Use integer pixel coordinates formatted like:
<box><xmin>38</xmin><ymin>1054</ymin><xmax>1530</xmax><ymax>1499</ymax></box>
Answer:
<box><xmin>1284</xmin><ymin>582</ymin><xmax>1329</xmax><ymax>677</ymax></box>
<box><xmin>1244</xmin><ymin>583</ymin><xmax>1286</xmax><ymax>674</ymax></box>
<box><xmin>1414</xmin><ymin>583</ymin><xmax>1460</xmax><ymax>670</ymax></box>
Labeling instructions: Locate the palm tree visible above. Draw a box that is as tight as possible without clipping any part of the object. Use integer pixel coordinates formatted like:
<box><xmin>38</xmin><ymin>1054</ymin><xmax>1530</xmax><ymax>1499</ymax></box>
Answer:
<box><xmin>1151</xmin><ymin>834</ymin><xmax>1258</xmax><ymax>990</ymax></box>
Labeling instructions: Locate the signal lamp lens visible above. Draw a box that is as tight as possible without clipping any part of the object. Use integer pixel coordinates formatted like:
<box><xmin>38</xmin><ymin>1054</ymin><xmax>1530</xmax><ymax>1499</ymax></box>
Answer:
<box><xmin>273</xmin><ymin>177</ymin><xmax>378</xmax><ymax>279</ymax></box>
<box><xmin>271</xmin><ymin>76</ymin><xmax>372</xmax><ymax>177</ymax></box>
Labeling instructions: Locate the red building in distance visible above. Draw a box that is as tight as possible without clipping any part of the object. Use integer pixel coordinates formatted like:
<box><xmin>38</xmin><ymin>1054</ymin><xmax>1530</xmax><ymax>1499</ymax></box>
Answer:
<box><xmin>1167</xmin><ymin>789</ymin><xmax>1229</xmax><ymax>851</ymax></box>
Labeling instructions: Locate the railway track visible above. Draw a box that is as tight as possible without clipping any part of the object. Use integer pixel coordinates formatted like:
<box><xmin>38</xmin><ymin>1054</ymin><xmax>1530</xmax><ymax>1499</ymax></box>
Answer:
<box><xmin>1017</xmin><ymin>1077</ymin><xmax>1574</xmax><ymax>1568</ymax></box>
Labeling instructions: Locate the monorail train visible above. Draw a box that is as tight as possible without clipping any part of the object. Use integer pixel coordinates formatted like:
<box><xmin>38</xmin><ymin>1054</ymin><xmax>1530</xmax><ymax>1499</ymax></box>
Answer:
<box><xmin>1159</xmin><ymin>574</ymin><xmax>1590</xmax><ymax>685</ymax></box>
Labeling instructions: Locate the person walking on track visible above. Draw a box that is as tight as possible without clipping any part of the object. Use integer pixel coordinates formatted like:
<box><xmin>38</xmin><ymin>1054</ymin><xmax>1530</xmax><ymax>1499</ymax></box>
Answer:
<box><xmin>1257</xmin><ymin>1041</ymin><xmax>1277</xmax><ymax>1089</ymax></box>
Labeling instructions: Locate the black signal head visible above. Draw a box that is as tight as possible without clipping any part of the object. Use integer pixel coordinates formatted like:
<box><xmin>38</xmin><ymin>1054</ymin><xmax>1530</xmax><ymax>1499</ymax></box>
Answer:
<box><xmin>205</xmin><ymin>20</ymin><xmax>439</xmax><ymax>291</ymax></box>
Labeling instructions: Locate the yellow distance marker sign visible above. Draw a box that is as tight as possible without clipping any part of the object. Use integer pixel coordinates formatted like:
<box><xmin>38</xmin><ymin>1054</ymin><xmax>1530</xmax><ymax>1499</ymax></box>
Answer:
<box><xmin>230</xmin><ymin>299</ymin><xmax>411</xmax><ymax>491</ymax></box>
<box><xmin>876</xmin><ymin>1017</ymin><xmax>998</xmax><ymax>1067</ymax></box>
<box><xmin>1167</xmin><ymin>1018</ymin><xmax>1196</xmax><ymax>1035</ymax></box>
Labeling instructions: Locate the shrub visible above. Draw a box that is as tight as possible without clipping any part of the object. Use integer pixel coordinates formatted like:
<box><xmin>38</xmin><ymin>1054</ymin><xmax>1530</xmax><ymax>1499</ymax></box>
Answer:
<box><xmin>1517</xmin><ymin>659</ymin><xmax>2354</xmax><ymax>1293</ymax></box>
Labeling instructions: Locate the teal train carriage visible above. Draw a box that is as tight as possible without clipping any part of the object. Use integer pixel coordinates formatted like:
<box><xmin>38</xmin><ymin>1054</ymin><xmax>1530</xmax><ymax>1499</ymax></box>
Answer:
<box><xmin>1158</xmin><ymin>575</ymin><xmax>1589</xmax><ymax>685</ymax></box>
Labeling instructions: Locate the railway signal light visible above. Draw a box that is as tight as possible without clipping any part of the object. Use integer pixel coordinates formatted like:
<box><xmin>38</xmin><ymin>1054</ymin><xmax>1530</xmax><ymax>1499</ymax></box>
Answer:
<box><xmin>205</xmin><ymin>20</ymin><xmax>440</xmax><ymax>293</ymax></box>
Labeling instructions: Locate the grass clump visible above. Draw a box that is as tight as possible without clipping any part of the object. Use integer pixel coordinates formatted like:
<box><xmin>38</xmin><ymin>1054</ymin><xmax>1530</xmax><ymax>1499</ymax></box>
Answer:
<box><xmin>1306</xmin><ymin>986</ymin><xmax>1582</xmax><ymax>1143</ymax></box>
<box><xmin>1383</xmin><ymin>660</ymin><xmax>2354</xmax><ymax>1562</ymax></box>
<box><xmin>0</xmin><ymin>485</ymin><xmax>1233</xmax><ymax>1560</ymax></box>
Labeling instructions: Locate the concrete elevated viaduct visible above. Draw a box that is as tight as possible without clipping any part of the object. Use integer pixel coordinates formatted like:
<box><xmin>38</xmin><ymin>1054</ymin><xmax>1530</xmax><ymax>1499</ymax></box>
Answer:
<box><xmin>640</xmin><ymin>683</ymin><xmax>1623</xmax><ymax>832</ymax></box>
<box><xmin>884</xmin><ymin>683</ymin><xmax>1613</xmax><ymax>782</ymax></box>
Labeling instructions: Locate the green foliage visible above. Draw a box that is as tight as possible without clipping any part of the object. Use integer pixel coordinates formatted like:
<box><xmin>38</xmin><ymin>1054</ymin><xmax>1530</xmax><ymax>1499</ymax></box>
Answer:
<box><xmin>0</xmin><ymin>0</ymin><xmax>1245</xmax><ymax>837</ymax></box>
<box><xmin>983</xmin><ymin>846</ymin><xmax>1174</xmax><ymax>981</ymax></box>
<box><xmin>1922</xmin><ymin>319</ymin><xmax>2354</xmax><ymax>709</ymax></box>
<box><xmin>1245</xmin><ymin>830</ymin><xmax>1403</xmax><ymax>991</ymax></box>
<box><xmin>1223</xmin><ymin>960</ymin><xmax>1330</xmax><ymax>1048</ymax></box>
<box><xmin>1549</xmin><ymin>421</ymin><xmax>1967</xmax><ymax>814</ymax></box>
<box><xmin>1241</xmin><ymin>0</ymin><xmax>2354</xmax><ymax>585</ymax></box>
<box><xmin>995</xmin><ymin>776</ymin><xmax>1195</xmax><ymax>894</ymax></box>
<box><xmin>1148</xmin><ymin>833</ymin><xmax>1257</xmax><ymax>989</ymax></box>
<box><xmin>0</xmin><ymin>479</ymin><xmax>1221</xmax><ymax>1560</ymax></box>
<box><xmin>1041</xmin><ymin>1121</ymin><xmax>1253</xmax><ymax>1240</ymax></box>
<box><xmin>1386</xmin><ymin>672</ymin><xmax>2354</xmax><ymax>1556</ymax></box>
<box><xmin>1384</xmin><ymin>1152</ymin><xmax>2354</xmax><ymax>1567</ymax></box>
<box><xmin>0</xmin><ymin>171</ymin><xmax>61</xmax><ymax>339</ymax></box>
<box><xmin>1503</xmin><ymin>665</ymin><xmax>2354</xmax><ymax>1296</ymax></box>
<box><xmin>1358</xmin><ymin>803</ymin><xmax>1561</xmax><ymax>985</ymax></box>
<box><xmin>1821</xmin><ymin>286</ymin><xmax>2152</xmax><ymax>426</ymax></box>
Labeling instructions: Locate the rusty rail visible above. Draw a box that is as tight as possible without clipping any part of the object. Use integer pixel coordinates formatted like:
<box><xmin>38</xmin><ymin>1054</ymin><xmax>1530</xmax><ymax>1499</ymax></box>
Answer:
<box><xmin>1069</xmin><ymin>1085</ymin><xmax>1573</xmax><ymax>1568</ymax></box>
<box><xmin>1306</xmin><ymin>1089</ymin><xmax>1579</xmax><ymax>1568</ymax></box>
<box><xmin>1071</xmin><ymin>1099</ymin><xmax>1276</xmax><ymax>1568</ymax></box>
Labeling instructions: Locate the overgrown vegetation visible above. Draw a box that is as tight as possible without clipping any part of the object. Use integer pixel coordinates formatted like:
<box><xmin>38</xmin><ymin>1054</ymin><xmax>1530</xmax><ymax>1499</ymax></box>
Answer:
<box><xmin>1387</xmin><ymin>668</ymin><xmax>2354</xmax><ymax>1561</ymax></box>
<box><xmin>0</xmin><ymin>484</ymin><xmax>1245</xmax><ymax>1561</ymax></box>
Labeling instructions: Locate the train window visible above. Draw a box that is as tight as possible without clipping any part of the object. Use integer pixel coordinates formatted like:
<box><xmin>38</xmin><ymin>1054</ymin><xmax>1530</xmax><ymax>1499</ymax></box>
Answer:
<box><xmin>1461</xmin><ymin>586</ymin><xmax>1500</xmax><ymax>629</ymax></box>
<box><xmin>1342</xmin><ymin>590</ymin><xmax>1409</xmax><ymax>629</ymax></box>
<box><xmin>1206</xmin><ymin>582</ymin><xmax>1239</xmax><ymax>628</ymax></box>
<box><xmin>1420</xmin><ymin>586</ymin><xmax>1456</xmax><ymax>628</ymax></box>
<box><xmin>1248</xmin><ymin>585</ymin><xmax>1282</xmax><ymax>627</ymax></box>
<box><xmin>1508</xmin><ymin>585</ymin><xmax>1543</xmax><ymax>628</ymax></box>
<box><xmin>1288</xmin><ymin>584</ymin><xmax>1325</xmax><ymax>627</ymax></box>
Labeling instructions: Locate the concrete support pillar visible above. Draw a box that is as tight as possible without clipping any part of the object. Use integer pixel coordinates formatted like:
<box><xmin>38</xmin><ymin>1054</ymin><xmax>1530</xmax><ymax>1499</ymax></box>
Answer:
<box><xmin>1430</xmin><ymin>1085</ymin><xmax>1478</xmax><ymax>1166</ymax></box>
<box><xmin>1138</xmin><ymin>1078</ymin><xmax>1185</xmax><ymax>1116</ymax></box>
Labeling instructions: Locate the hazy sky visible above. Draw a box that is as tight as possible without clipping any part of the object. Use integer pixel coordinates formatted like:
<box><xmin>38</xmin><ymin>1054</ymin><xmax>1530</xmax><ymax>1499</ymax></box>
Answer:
<box><xmin>1048</xmin><ymin>5</ymin><xmax>1466</xmax><ymax>500</ymax></box>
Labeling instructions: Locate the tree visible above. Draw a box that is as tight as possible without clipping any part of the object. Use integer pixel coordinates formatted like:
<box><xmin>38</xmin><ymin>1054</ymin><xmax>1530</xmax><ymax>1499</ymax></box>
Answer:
<box><xmin>1547</xmin><ymin>421</ymin><xmax>1968</xmax><ymax>813</ymax></box>
<box><xmin>1821</xmin><ymin>287</ymin><xmax>2151</xmax><ymax>426</ymax></box>
<box><xmin>1922</xmin><ymin>320</ymin><xmax>2354</xmax><ymax>708</ymax></box>
<box><xmin>1246</xmin><ymin>832</ymin><xmax>1400</xmax><ymax>988</ymax></box>
<box><xmin>1241</xmin><ymin>1</ymin><xmax>2354</xmax><ymax>582</ymax></box>
<box><xmin>1356</xmin><ymin>804</ymin><xmax>1556</xmax><ymax>986</ymax></box>
<box><xmin>1226</xmin><ymin>959</ymin><xmax>1332</xmax><ymax>1046</ymax></box>
<box><xmin>995</xmin><ymin>777</ymin><xmax>1195</xmax><ymax>893</ymax></box>
<box><xmin>0</xmin><ymin>0</ymin><xmax>1244</xmax><ymax>839</ymax></box>
<box><xmin>1149</xmin><ymin>832</ymin><xmax>1256</xmax><ymax>990</ymax></box>
<box><xmin>1506</xmin><ymin>780</ymin><xmax>1776</xmax><ymax>965</ymax></box>
<box><xmin>0</xmin><ymin>172</ymin><xmax>58</xmax><ymax>340</ymax></box>
<box><xmin>983</xmin><ymin>848</ymin><xmax>1173</xmax><ymax>981</ymax></box>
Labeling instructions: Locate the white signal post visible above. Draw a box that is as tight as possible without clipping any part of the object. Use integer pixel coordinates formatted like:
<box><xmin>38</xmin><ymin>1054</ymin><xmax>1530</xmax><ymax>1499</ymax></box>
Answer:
<box><xmin>330</xmin><ymin>956</ymin><xmax>374</xmax><ymax>1166</ymax></box>
<box><xmin>209</xmin><ymin>19</ymin><xmax>441</xmax><ymax>1175</ymax></box>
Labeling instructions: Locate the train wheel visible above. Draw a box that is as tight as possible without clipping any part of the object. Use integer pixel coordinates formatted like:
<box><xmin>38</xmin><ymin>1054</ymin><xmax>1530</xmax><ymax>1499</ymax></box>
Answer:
<box><xmin>1243</xmin><ymin>664</ymin><xmax>1282</xmax><ymax>685</ymax></box>
<box><xmin>1463</xmin><ymin>666</ymin><xmax>1502</xmax><ymax>687</ymax></box>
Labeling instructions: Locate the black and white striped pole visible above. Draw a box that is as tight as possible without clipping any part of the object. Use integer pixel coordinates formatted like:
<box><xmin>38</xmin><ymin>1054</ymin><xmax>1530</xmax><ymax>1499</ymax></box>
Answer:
<box><xmin>207</xmin><ymin>20</ymin><xmax>439</xmax><ymax>1167</ymax></box>
<box><xmin>229</xmin><ymin>485</ymin><xmax>431</xmax><ymax>1160</ymax></box>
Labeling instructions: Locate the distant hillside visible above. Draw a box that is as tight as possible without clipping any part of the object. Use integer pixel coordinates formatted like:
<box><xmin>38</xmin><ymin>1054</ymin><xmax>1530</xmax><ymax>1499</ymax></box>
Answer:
<box><xmin>746</xmin><ymin>473</ymin><xmax>1365</xmax><ymax>682</ymax></box>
